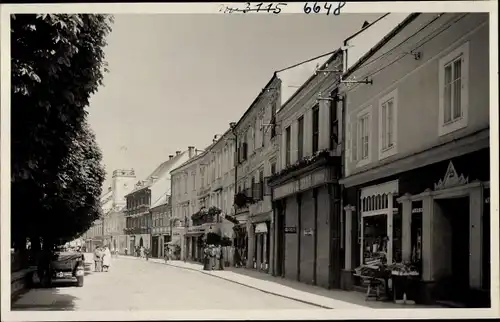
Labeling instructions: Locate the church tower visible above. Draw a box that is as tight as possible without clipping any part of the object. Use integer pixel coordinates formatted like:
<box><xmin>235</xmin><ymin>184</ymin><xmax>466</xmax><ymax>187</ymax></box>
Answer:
<box><xmin>111</xmin><ymin>169</ymin><xmax>137</xmax><ymax>207</ymax></box>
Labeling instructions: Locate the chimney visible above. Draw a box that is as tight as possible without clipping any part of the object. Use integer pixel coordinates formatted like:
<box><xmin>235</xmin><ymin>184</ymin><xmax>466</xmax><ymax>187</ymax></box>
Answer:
<box><xmin>362</xmin><ymin>20</ymin><xmax>370</xmax><ymax>29</ymax></box>
<box><xmin>169</xmin><ymin>155</ymin><xmax>174</xmax><ymax>160</ymax></box>
<box><xmin>188</xmin><ymin>146</ymin><xmax>195</xmax><ymax>158</ymax></box>
<box><xmin>213</xmin><ymin>134</ymin><xmax>221</xmax><ymax>143</ymax></box>
<box><xmin>176</xmin><ymin>151</ymin><xmax>181</xmax><ymax>155</ymax></box>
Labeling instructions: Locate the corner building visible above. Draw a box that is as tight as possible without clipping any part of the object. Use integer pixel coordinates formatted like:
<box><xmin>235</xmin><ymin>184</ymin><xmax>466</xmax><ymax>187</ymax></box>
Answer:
<box><xmin>339</xmin><ymin>13</ymin><xmax>490</xmax><ymax>307</ymax></box>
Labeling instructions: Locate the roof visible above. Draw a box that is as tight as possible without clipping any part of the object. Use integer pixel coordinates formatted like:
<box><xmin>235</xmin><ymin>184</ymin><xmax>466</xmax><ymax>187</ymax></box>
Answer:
<box><xmin>278</xmin><ymin>49</ymin><xmax>342</xmax><ymax>113</ymax></box>
<box><xmin>170</xmin><ymin>128</ymin><xmax>233</xmax><ymax>174</ymax></box>
<box><xmin>234</xmin><ymin>73</ymin><xmax>279</xmax><ymax>129</ymax></box>
<box><xmin>126</xmin><ymin>150</ymin><xmax>188</xmax><ymax>196</ymax></box>
<box><xmin>342</xmin><ymin>13</ymin><xmax>420</xmax><ymax>79</ymax></box>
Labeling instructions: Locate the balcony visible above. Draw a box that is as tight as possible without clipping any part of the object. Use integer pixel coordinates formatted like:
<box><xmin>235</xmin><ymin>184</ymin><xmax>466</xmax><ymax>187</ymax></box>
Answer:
<box><xmin>191</xmin><ymin>207</ymin><xmax>222</xmax><ymax>227</ymax></box>
<box><xmin>268</xmin><ymin>149</ymin><xmax>340</xmax><ymax>187</ymax></box>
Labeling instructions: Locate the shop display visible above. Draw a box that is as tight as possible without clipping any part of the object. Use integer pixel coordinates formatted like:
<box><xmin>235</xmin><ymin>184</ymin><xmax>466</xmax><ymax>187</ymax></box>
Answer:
<box><xmin>388</xmin><ymin>262</ymin><xmax>420</xmax><ymax>276</ymax></box>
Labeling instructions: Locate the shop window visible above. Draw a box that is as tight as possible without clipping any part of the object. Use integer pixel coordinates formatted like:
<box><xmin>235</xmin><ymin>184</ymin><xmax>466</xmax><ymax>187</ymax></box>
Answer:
<box><xmin>362</xmin><ymin>215</ymin><xmax>388</xmax><ymax>265</ymax></box>
<box><xmin>392</xmin><ymin>212</ymin><xmax>402</xmax><ymax>263</ymax></box>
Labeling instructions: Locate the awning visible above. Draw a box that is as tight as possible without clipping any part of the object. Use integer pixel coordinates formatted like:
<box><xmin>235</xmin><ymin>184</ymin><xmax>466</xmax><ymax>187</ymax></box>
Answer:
<box><xmin>255</xmin><ymin>222</ymin><xmax>268</xmax><ymax>234</ymax></box>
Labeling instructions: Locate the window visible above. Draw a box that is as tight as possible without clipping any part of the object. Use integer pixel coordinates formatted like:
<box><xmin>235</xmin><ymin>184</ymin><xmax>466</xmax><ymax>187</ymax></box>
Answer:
<box><xmin>352</xmin><ymin>105</ymin><xmax>372</xmax><ymax>167</ymax></box>
<box><xmin>271</xmin><ymin>162</ymin><xmax>276</xmax><ymax>175</ymax></box>
<box><xmin>259</xmin><ymin>169</ymin><xmax>264</xmax><ymax>200</ymax></box>
<box><xmin>285</xmin><ymin>126</ymin><xmax>291</xmax><ymax>166</ymax></box>
<box><xmin>297</xmin><ymin>116</ymin><xmax>304</xmax><ymax>160</ymax></box>
<box><xmin>378</xmin><ymin>89</ymin><xmax>398</xmax><ymax>160</ymax></box>
<box><xmin>312</xmin><ymin>105</ymin><xmax>319</xmax><ymax>153</ymax></box>
<box><xmin>330</xmin><ymin>91</ymin><xmax>339</xmax><ymax>150</ymax></box>
<box><xmin>438</xmin><ymin>42</ymin><xmax>469</xmax><ymax>136</ymax></box>
<box><xmin>359</xmin><ymin>114</ymin><xmax>370</xmax><ymax>160</ymax></box>
<box><xmin>271</xmin><ymin>102</ymin><xmax>277</xmax><ymax>138</ymax></box>
<box><xmin>192</xmin><ymin>172</ymin><xmax>196</xmax><ymax>190</ymax></box>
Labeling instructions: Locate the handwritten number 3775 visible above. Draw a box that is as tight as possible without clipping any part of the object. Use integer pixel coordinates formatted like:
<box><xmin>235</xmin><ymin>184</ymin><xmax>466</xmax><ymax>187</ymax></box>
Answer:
<box><xmin>304</xmin><ymin>2</ymin><xmax>346</xmax><ymax>16</ymax></box>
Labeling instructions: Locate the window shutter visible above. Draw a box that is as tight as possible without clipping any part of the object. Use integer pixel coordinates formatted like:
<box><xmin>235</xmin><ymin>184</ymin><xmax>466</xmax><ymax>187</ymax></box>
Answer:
<box><xmin>351</xmin><ymin>120</ymin><xmax>358</xmax><ymax>162</ymax></box>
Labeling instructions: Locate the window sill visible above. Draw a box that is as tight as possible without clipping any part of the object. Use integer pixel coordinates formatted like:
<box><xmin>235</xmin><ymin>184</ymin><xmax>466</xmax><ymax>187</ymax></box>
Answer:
<box><xmin>379</xmin><ymin>146</ymin><xmax>397</xmax><ymax>161</ymax></box>
<box><xmin>356</xmin><ymin>157</ymin><xmax>371</xmax><ymax>168</ymax></box>
<box><xmin>438</xmin><ymin>117</ymin><xmax>467</xmax><ymax>137</ymax></box>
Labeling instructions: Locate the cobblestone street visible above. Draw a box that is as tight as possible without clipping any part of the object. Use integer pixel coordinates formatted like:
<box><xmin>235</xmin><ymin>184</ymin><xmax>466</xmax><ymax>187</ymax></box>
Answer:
<box><xmin>11</xmin><ymin>256</ymin><xmax>319</xmax><ymax>311</ymax></box>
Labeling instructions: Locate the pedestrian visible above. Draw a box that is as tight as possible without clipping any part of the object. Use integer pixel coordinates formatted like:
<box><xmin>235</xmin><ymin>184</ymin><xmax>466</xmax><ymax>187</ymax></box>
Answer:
<box><xmin>124</xmin><ymin>247</ymin><xmax>128</xmax><ymax>256</ymax></box>
<box><xmin>102</xmin><ymin>246</ymin><xmax>112</xmax><ymax>272</ymax></box>
<box><xmin>218</xmin><ymin>245</ymin><xmax>224</xmax><ymax>271</ymax></box>
<box><xmin>145</xmin><ymin>247</ymin><xmax>150</xmax><ymax>261</ymax></box>
<box><xmin>203</xmin><ymin>246</ymin><xmax>211</xmax><ymax>271</ymax></box>
<box><xmin>94</xmin><ymin>247</ymin><xmax>103</xmax><ymax>272</ymax></box>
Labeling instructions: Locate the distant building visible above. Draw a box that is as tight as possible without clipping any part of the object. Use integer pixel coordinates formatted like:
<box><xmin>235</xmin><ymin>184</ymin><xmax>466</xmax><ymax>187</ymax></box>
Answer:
<box><xmin>124</xmin><ymin>148</ymin><xmax>196</xmax><ymax>253</ymax></box>
<box><xmin>150</xmin><ymin>195</ymin><xmax>172</xmax><ymax>258</ymax></box>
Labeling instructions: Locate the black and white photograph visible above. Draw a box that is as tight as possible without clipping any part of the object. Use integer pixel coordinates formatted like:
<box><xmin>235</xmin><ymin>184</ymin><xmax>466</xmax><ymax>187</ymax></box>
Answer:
<box><xmin>1</xmin><ymin>1</ymin><xmax>498</xmax><ymax>320</ymax></box>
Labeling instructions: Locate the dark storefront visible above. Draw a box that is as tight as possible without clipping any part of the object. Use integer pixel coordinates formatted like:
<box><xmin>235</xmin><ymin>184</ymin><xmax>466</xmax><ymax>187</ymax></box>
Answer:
<box><xmin>269</xmin><ymin>153</ymin><xmax>342</xmax><ymax>289</ymax></box>
<box><xmin>342</xmin><ymin>148</ymin><xmax>490</xmax><ymax>307</ymax></box>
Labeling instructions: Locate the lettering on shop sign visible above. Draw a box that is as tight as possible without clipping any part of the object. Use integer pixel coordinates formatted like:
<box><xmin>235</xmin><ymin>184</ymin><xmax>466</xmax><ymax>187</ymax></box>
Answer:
<box><xmin>284</xmin><ymin>226</ymin><xmax>297</xmax><ymax>234</ymax></box>
<box><xmin>219</xmin><ymin>2</ymin><xmax>287</xmax><ymax>14</ymax></box>
<box><xmin>412</xmin><ymin>208</ymin><xmax>423</xmax><ymax>214</ymax></box>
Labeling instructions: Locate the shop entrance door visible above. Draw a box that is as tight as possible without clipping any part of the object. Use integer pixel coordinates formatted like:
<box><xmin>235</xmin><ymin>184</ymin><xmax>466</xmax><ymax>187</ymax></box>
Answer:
<box><xmin>437</xmin><ymin>197</ymin><xmax>470</xmax><ymax>303</ymax></box>
<box><xmin>152</xmin><ymin>236</ymin><xmax>159</xmax><ymax>258</ymax></box>
<box><xmin>276</xmin><ymin>203</ymin><xmax>285</xmax><ymax>277</ymax></box>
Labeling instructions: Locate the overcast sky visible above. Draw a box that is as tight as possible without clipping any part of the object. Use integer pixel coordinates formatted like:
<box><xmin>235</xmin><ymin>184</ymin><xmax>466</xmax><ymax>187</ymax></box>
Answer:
<box><xmin>87</xmin><ymin>13</ymin><xmax>385</xmax><ymax>189</ymax></box>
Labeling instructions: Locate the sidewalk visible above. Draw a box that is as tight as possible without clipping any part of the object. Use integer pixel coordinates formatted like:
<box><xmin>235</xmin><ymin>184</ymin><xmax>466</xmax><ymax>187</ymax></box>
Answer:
<box><xmin>118</xmin><ymin>256</ymin><xmax>442</xmax><ymax>309</ymax></box>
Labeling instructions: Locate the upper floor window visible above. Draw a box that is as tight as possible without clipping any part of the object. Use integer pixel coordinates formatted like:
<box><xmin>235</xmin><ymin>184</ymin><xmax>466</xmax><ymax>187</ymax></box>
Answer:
<box><xmin>312</xmin><ymin>105</ymin><xmax>319</xmax><ymax>153</ymax></box>
<box><xmin>359</xmin><ymin>113</ymin><xmax>370</xmax><ymax>160</ymax></box>
<box><xmin>297</xmin><ymin>116</ymin><xmax>304</xmax><ymax>160</ymax></box>
<box><xmin>192</xmin><ymin>172</ymin><xmax>196</xmax><ymax>190</ymax></box>
<box><xmin>270</xmin><ymin>162</ymin><xmax>276</xmax><ymax>175</ymax></box>
<box><xmin>271</xmin><ymin>102</ymin><xmax>277</xmax><ymax>138</ymax></box>
<box><xmin>330</xmin><ymin>91</ymin><xmax>339</xmax><ymax>150</ymax></box>
<box><xmin>378</xmin><ymin>89</ymin><xmax>398</xmax><ymax>160</ymax></box>
<box><xmin>351</xmin><ymin>105</ymin><xmax>372</xmax><ymax>167</ymax></box>
<box><xmin>438</xmin><ymin>41</ymin><xmax>469</xmax><ymax>137</ymax></box>
<box><xmin>285</xmin><ymin>126</ymin><xmax>291</xmax><ymax>166</ymax></box>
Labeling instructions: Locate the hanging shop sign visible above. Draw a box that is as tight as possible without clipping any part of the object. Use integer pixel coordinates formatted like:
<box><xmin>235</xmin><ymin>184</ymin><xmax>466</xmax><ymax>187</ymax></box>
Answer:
<box><xmin>303</xmin><ymin>228</ymin><xmax>314</xmax><ymax>236</ymax></box>
<box><xmin>411</xmin><ymin>200</ymin><xmax>423</xmax><ymax>214</ymax></box>
<box><xmin>255</xmin><ymin>222</ymin><xmax>268</xmax><ymax>234</ymax></box>
<box><xmin>187</xmin><ymin>226</ymin><xmax>206</xmax><ymax>234</ymax></box>
<box><xmin>284</xmin><ymin>226</ymin><xmax>297</xmax><ymax>234</ymax></box>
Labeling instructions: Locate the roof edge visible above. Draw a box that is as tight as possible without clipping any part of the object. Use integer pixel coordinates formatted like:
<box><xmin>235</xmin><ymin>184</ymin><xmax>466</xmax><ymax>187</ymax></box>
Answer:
<box><xmin>343</xmin><ymin>13</ymin><xmax>420</xmax><ymax>79</ymax></box>
<box><xmin>279</xmin><ymin>49</ymin><xmax>342</xmax><ymax>112</ymax></box>
<box><xmin>234</xmin><ymin>73</ymin><xmax>279</xmax><ymax>129</ymax></box>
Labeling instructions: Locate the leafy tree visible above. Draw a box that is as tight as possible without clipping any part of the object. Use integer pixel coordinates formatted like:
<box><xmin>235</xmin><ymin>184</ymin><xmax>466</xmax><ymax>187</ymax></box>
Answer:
<box><xmin>10</xmin><ymin>14</ymin><xmax>113</xmax><ymax>253</ymax></box>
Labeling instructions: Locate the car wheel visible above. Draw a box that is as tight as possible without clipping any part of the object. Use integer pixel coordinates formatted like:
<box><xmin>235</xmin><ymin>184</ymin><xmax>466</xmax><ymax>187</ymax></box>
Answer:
<box><xmin>76</xmin><ymin>276</ymin><xmax>84</xmax><ymax>287</ymax></box>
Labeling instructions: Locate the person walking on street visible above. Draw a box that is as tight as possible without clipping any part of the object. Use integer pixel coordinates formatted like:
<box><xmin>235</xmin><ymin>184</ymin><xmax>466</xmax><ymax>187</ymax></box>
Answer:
<box><xmin>145</xmin><ymin>247</ymin><xmax>150</xmax><ymax>261</ymax></box>
<box><xmin>94</xmin><ymin>247</ymin><xmax>103</xmax><ymax>272</ymax></box>
<box><xmin>102</xmin><ymin>246</ymin><xmax>112</xmax><ymax>272</ymax></box>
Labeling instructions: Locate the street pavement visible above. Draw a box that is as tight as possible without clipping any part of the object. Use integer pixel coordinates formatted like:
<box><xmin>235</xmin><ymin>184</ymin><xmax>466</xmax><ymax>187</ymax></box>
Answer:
<box><xmin>11</xmin><ymin>256</ymin><xmax>318</xmax><ymax>311</ymax></box>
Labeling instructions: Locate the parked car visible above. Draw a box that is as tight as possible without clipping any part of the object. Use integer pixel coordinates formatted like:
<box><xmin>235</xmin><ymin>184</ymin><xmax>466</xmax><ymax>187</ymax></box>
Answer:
<box><xmin>40</xmin><ymin>250</ymin><xmax>85</xmax><ymax>287</ymax></box>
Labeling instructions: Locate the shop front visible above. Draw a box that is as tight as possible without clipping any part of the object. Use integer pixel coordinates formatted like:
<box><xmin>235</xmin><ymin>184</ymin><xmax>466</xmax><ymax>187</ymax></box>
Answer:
<box><xmin>269</xmin><ymin>156</ymin><xmax>342</xmax><ymax>289</ymax></box>
<box><xmin>249</xmin><ymin>214</ymin><xmax>272</xmax><ymax>272</ymax></box>
<box><xmin>185</xmin><ymin>226</ymin><xmax>206</xmax><ymax>262</ymax></box>
<box><xmin>342</xmin><ymin>148</ymin><xmax>490</xmax><ymax>307</ymax></box>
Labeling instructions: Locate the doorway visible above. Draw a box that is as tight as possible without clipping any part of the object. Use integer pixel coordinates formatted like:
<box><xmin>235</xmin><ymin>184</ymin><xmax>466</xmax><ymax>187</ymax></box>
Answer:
<box><xmin>276</xmin><ymin>201</ymin><xmax>285</xmax><ymax>277</ymax></box>
<box><xmin>435</xmin><ymin>197</ymin><xmax>470</xmax><ymax>302</ymax></box>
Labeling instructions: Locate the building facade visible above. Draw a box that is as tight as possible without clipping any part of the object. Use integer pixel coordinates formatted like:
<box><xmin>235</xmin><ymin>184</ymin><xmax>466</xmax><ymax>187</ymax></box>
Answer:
<box><xmin>268</xmin><ymin>51</ymin><xmax>344</xmax><ymax>289</ymax></box>
<box><xmin>103</xmin><ymin>169</ymin><xmax>137</xmax><ymax>253</ymax></box>
<box><xmin>339</xmin><ymin>13</ymin><xmax>490</xmax><ymax>307</ymax></box>
<box><xmin>171</xmin><ymin>132</ymin><xmax>237</xmax><ymax>263</ymax></box>
<box><xmin>150</xmin><ymin>196</ymin><xmax>171</xmax><ymax>258</ymax></box>
<box><xmin>232</xmin><ymin>75</ymin><xmax>280</xmax><ymax>273</ymax></box>
<box><xmin>124</xmin><ymin>148</ymin><xmax>196</xmax><ymax>254</ymax></box>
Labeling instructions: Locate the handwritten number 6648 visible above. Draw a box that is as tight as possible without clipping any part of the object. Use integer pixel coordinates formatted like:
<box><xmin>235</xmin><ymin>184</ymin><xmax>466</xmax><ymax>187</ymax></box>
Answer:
<box><xmin>304</xmin><ymin>2</ymin><xmax>346</xmax><ymax>15</ymax></box>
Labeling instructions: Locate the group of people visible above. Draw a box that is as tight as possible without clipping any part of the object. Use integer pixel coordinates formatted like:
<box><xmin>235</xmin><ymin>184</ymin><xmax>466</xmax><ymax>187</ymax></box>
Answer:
<box><xmin>93</xmin><ymin>246</ymin><xmax>112</xmax><ymax>272</ymax></box>
<box><xmin>203</xmin><ymin>244</ymin><xmax>224</xmax><ymax>271</ymax></box>
<box><xmin>133</xmin><ymin>245</ymin><xmax>150</xmax><ymax>259</ymax></box>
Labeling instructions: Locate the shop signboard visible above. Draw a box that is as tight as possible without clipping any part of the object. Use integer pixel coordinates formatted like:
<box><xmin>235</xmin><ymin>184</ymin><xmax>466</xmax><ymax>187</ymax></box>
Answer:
<box><xmin>303</xmin><ymin>228</ymin><xmax>314</xmax><ymax>236</ymax></box>
<box><xmin>273</xmin><ymin>169</ymin><xmax>328</xmax><ymax>200</ymax></box>
<box><xmin>284</xmin><ymin>226</ymin><xmax>297</xmax><ymax>234</ymax></box>
<box><xmin>187</xmin><ymin>226</ymin><xmax>205</xmax><ymax>234</ymax></box>
<box><xmin>411</xmin><ymin>201</ymin><xmax>423</xmax><ymax>214</ymax></box>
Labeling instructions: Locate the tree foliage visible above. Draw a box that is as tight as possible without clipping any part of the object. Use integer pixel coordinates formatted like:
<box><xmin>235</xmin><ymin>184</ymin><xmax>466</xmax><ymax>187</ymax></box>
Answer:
<box><xmin>11</xmin><ymin>14</ymin><xmax>113</xmax><ymax>248</ymax></box>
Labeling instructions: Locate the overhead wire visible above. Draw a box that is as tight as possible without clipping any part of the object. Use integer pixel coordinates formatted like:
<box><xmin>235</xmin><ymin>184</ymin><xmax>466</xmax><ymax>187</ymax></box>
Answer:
<box><xmin>343</xmin><ymin>13</ymin><xmax>469</xmax><ymax>94</ymax></box>
<box><xmin>351</xmin><ymin>13</ymin><xmax>445</xmax><ymax>73</ymax></box>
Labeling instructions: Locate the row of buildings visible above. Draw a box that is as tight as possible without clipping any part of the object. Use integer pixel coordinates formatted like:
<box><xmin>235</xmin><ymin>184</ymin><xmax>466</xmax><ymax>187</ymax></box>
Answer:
<box><xmin>85</xmin><ymin>13</ymin><xmax>491</xmax><ymax>307</ymax></box>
